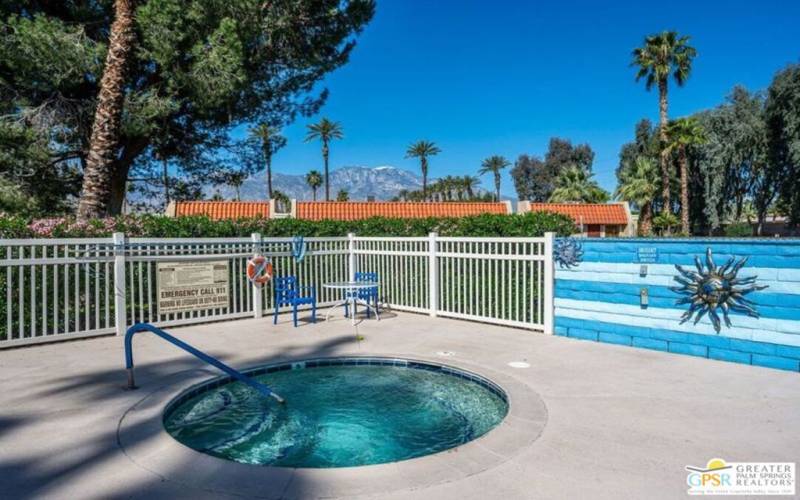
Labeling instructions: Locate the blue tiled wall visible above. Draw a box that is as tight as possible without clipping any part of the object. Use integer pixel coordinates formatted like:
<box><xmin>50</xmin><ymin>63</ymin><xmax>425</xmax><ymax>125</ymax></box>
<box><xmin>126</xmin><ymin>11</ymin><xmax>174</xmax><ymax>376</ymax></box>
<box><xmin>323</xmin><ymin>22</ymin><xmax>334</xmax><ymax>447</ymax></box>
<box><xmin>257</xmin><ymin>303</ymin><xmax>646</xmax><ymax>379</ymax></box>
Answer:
<box><xmin>555</xmin><ymin>238</ymin><xmax>800</xmax><ymax>372</ymax></box>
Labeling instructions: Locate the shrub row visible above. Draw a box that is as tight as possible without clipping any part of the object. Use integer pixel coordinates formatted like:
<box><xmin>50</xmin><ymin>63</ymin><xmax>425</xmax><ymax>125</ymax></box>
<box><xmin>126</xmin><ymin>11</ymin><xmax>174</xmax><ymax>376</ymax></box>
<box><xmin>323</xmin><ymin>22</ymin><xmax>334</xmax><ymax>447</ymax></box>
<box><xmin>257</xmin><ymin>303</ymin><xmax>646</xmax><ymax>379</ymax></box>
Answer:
<box><xmin>0</xmin><ymin>212</ymin><xmax>577</xmax><ymax>239</ymax></box>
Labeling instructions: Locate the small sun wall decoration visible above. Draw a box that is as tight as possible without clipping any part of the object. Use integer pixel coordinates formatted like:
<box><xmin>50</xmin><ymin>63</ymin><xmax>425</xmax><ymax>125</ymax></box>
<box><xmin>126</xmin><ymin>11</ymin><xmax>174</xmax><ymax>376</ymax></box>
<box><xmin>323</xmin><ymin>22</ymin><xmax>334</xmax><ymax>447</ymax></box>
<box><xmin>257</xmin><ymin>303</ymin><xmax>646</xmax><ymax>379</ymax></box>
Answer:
<box><xmin>554</xmin><ymin>238</ymin><xmax>583</xmax><ymax>269</ymax></box>
<box><xmin>671</xmin><ymin>248</ymin><xmax>767</xmax><ymax>333</ymax></box>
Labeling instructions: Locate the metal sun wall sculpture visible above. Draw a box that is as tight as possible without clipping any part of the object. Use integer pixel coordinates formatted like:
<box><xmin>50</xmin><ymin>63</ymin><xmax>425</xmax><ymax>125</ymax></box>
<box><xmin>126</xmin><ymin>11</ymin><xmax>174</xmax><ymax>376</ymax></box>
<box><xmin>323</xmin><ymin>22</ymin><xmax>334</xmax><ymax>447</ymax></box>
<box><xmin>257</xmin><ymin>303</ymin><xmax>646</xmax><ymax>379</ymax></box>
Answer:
<box><xmin>671</xmin><ymin>248</ymin><xmax>767</xmax><ymax>333</ymax></box>
<box><xmin>554</xmin><ymin>238</ymin><xmax>583</xmax><ymax>269</ymax></box>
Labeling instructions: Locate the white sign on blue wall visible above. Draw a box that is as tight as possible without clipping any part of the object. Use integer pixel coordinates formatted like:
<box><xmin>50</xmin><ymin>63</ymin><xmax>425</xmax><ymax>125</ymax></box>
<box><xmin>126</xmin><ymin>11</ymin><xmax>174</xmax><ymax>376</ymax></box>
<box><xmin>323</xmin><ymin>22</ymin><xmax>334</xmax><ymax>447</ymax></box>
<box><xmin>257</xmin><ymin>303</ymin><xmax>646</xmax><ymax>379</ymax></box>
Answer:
<box><xmin>637</xmin><ymin>247</ymin><xmax>658</xmax><ymax>263</ymax></box>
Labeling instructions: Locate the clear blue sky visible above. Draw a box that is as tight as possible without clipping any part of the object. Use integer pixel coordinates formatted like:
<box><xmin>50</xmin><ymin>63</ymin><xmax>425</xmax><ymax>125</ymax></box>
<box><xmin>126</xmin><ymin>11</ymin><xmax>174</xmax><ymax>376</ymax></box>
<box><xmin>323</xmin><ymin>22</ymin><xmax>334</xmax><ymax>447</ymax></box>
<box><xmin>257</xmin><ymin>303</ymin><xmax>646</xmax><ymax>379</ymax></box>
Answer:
<box><xmin>243</xmin><ymin>0</ymin><xmax>800</xmax><ymax>197</ymax></box>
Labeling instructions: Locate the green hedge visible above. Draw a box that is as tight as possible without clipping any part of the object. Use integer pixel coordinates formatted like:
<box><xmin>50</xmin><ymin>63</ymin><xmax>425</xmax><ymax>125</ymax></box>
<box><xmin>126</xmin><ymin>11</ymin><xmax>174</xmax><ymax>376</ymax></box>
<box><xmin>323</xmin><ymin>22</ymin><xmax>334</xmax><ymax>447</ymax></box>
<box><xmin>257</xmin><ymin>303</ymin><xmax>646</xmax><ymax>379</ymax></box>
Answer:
<box><xmin>0</xmin><ymin>212</ymin><xmax>576</xmax><ymax>239</ymax></box>
<box><xmin>724</xmin><ymin>221</ymin><xmax>754</xmax><ymax>237</ymax></box>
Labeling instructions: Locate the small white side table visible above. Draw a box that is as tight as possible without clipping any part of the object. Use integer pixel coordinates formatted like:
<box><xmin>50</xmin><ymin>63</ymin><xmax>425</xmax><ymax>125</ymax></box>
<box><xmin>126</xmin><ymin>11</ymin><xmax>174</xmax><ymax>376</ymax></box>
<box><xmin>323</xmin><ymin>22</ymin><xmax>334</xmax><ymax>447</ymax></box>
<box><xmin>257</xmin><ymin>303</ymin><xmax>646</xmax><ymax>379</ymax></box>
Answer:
<box><xmin>322</xmin><ymin>281</ymin><xmax>380</xmax><ymax>325</ymax></box>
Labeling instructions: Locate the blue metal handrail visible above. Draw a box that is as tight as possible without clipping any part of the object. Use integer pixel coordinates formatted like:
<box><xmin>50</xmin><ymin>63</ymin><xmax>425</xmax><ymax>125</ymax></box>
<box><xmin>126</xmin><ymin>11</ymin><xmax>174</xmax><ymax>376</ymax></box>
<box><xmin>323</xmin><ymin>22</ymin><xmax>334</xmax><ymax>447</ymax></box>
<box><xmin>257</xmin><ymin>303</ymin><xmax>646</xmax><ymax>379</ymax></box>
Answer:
<box><xmin>124</xmin><ymin>323</ymin><xmax>285</xmax><ymax>404</ymax></box>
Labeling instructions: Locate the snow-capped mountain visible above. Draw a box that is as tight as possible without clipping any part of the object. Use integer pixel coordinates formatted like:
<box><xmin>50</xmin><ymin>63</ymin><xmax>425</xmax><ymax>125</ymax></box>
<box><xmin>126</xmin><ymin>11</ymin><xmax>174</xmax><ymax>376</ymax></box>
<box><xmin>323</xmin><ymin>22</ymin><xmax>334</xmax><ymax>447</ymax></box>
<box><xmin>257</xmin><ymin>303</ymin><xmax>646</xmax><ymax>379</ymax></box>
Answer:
<box><xmin>228</xmin><ymin>165</ymin><xmax>424</xmax><ymax>201</ymax></box>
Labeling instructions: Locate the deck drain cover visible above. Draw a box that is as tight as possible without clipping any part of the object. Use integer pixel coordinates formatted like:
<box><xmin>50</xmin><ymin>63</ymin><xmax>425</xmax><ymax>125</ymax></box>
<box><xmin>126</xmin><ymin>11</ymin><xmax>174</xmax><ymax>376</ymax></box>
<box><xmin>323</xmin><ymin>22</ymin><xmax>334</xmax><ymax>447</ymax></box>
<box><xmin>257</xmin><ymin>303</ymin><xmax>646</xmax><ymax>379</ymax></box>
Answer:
<box><xmin>508</xmin><ymin>361</ymin><xmax>530</xmax><ymax>368</ymax></box>
<box><xmin>436</xmin><ymin>351</ymin><xmax>456</xmax><ymax>357</ymax></box>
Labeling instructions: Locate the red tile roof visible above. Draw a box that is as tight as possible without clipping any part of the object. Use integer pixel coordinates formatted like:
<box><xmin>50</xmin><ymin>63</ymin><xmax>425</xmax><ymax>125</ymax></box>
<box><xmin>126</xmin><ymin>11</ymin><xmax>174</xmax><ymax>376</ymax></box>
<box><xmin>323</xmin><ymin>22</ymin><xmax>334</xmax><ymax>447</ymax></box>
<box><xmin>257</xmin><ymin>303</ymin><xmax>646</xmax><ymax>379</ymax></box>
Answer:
<box><xmin>297</xmin><ymin>202</ymin><xmax>509</xmax><ymax>220</ymax></box>
<box><xmin>528</xmin><ymin>203</ymin><xmax>629</xmax><ymax>225</ymax></box>
<box><xmin>172</xmin><ymin>201</ymin><xmax>270</xmax><ymax>220</ymax></box>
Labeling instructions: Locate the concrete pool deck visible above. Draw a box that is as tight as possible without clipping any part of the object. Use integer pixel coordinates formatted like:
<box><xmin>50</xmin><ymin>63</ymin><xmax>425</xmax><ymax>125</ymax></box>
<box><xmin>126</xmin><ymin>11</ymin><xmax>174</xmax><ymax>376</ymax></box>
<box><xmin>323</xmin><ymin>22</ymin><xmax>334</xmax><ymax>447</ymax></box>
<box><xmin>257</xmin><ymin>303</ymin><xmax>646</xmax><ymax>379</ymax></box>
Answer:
<box><xmin>1</xmin><ymin>311</ymin><xmax>798</xmax><ymax>499</ymax></box>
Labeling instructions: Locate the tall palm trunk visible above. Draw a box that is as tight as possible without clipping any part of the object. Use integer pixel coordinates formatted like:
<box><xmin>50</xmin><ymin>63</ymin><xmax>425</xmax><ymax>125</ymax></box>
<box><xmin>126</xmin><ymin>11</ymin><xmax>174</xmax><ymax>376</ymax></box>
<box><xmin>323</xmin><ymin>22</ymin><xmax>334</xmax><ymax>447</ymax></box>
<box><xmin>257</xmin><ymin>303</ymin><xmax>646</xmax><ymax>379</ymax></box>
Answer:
<box><xmin>77</xmin><ymin>0</ymin><xmax>137</xmax><ymax>220</ymax></box>
<box><xmin>494</xmin><ymin>173</ymin><xmax>500</xmax><ymax>201</ymax></box>
<box><xmin>658</xmin><ymin>79</ymin><xmax>670</xmax><ymax>212</ymax></box>
<box><xmin>421</xmin><ymin>158</ymin><xmax>428</xmax><ymax>201</ymax></box>
<box><xmin>679</xmin><ymin>147</ymin><xmax>690</xmax><ymax>235</ymax></box>
<box><xmin>265</xmin><ymin>153</ymin><xmax>273</xmax><ymax>198</ymax></box>
<box><xmin>639</xmin><ymin>201</ymin><xmax>653</xmax><ymax>236</ymax></box>
<box><xmin>312</xmin><ymin>187</ymin><xmax>317</xmax><ymax>201</ymax></box>
<box><xmin>162</xmin><ymin>158</ymin><xmax>170</xmax><ymax>206</ymax></box>
<box><xmin>323</xmin><ymin>142</ymin><xmax>330</xmax><ymax>201</ymax></box>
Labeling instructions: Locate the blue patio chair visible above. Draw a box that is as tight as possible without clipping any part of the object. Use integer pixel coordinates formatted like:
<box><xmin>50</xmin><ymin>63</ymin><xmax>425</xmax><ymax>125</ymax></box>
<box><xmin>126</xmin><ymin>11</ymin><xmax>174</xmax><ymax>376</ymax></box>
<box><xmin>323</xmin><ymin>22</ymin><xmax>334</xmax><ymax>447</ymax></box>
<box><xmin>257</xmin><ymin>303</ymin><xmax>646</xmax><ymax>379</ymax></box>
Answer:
<box><xmin>344</xmin><ymin>272</ymin><xmax>379</xmax><ymax>318</ymax></box>
<box><xmin>273</xmin><ymin>276</ymin><xmax>316</xmax><ymax>327</ymax></box>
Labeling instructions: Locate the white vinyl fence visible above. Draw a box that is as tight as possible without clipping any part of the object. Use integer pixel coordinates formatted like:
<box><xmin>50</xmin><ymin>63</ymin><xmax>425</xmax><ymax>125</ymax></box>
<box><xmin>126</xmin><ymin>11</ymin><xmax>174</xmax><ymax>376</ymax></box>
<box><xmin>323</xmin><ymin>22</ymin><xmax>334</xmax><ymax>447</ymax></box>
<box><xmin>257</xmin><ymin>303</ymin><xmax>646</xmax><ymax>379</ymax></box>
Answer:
<box><xmin>0</xmin><ymin>233</ymin><xmax>553</xmax><ymax>348</ymax></box>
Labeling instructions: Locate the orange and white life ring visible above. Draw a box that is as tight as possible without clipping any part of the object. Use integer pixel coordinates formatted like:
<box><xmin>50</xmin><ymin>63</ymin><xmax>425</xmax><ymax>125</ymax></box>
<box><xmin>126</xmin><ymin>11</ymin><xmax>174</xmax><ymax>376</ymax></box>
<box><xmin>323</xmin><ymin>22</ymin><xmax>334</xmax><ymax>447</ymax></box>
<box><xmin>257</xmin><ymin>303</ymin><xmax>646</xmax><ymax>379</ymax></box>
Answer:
<box><xmin>246</xmin><ymin>255</ymin><xmax>273</xmax><ymax>285</ymax></box>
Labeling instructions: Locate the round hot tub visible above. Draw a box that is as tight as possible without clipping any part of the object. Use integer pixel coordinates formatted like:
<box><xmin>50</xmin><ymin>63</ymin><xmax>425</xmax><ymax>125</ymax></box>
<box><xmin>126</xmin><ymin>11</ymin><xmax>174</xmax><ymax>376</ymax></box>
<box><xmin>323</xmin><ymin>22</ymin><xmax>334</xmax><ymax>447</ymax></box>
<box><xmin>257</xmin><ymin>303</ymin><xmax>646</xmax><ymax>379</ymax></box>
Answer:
<box><xmin>163</xmin><ymin>357</ymin><xmax>509</xmax><ymax>468</ymax></box>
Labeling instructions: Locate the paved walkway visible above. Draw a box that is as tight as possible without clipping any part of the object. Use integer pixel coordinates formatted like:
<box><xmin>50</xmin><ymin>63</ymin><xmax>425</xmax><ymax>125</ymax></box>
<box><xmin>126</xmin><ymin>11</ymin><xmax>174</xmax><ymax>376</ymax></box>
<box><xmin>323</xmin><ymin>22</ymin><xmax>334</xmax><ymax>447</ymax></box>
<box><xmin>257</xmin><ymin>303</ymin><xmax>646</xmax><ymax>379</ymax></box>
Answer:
<box><xmin>1</xmin><ymin>311</ymin><xmax>798</xmax><ymax>499</ymax></box>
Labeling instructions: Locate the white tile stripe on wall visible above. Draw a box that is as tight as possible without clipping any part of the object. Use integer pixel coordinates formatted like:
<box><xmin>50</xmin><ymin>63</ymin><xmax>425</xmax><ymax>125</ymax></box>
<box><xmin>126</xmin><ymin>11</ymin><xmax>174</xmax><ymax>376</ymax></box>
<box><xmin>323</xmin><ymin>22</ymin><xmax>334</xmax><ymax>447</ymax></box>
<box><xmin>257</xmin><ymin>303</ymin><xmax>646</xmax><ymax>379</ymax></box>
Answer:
<box><xmin>555</xmin><ymin>298</ymin><xmax>800</xmax><ymax>347</ymax></box>
<box><xmin>557</xmin><ymin>262</ymin><xmax>800</xmax><ymax>294</ymax></box>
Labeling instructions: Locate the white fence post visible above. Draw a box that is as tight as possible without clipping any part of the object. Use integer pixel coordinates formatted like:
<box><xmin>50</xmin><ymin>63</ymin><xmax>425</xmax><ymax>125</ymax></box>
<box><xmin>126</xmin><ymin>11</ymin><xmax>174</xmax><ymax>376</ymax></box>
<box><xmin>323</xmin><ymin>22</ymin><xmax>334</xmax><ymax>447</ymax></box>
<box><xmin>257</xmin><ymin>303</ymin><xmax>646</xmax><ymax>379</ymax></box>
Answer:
<box><xmin>543</xmin><ymin>232</ymin><xmax>555</xmax><ymax>334</ymax></box>
<box><xmin>348</xmin><ymin>233</ymin><xmax>356</xmax><ymax>281</ymax></box>
<box><xmin>428</xmin><ymin>232</ymin><xmax>438</xmax><ymax>317</ymax></box>
<box><xmin>251</xmin><ymin>233</ymin><xmax>263</xmax><ymax>319</ymax></box>
<box><xmin>113</xmin><ymin>232</ymin><xmax>127</xmax><ymax>336</ymax></box>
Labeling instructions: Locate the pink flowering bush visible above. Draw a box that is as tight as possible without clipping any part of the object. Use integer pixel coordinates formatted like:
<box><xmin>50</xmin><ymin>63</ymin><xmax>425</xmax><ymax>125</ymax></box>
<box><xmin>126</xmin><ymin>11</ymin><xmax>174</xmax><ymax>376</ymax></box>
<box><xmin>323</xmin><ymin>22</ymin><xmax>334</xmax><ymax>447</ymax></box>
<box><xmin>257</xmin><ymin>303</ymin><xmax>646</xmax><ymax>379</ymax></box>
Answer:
<box><xmin>24</xmin><ymin>217</ymin><xmax>117</xmax><ymax>238</ymax></box>
<box><xmin>28</xmin><ymin>217</ymin><xmax>65</xmax><ymax>237</ymax></box>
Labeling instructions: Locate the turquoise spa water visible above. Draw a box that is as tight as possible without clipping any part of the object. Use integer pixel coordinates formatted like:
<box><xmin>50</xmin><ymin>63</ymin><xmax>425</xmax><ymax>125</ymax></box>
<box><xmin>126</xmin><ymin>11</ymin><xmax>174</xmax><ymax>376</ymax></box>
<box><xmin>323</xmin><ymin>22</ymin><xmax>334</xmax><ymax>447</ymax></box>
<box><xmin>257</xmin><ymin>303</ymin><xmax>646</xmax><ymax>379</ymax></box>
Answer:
<box><xmin>164</xmin><ymin>361</ymin><xmax>508</xmax><ymax>468</ymax></box>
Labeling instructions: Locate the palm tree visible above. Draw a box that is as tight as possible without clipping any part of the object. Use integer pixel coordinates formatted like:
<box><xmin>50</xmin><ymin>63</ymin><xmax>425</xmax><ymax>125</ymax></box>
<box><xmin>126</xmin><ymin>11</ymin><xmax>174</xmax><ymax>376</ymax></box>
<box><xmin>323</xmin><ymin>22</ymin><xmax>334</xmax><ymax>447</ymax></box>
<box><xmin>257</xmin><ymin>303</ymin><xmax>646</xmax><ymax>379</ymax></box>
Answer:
<box><xmin>440</xmin><ymin>176</ymin><xmax>450</xmax><ymax>200</ymax></box>
<box><xmin>272</xmin><ymin>189</ymin><xmax>291</xmax><ymax>212</ymax></box>
<box><xmin>397</xmin><ymin>189</ymin><xmax>409</xmax><ymax>202</ymax></box>
<box><xmin>615</xmin><ymin>157</ymin><xmax>659</xmax><ymax>236</ymax></box>
<box><xmin>665</xmin><ymin>117</ymin><xmax>706</xmax><ymax>235</ymax></box>
<box><xmin>76</xmin><ymin>0</ymin><xmax>137</xmax><ymax>219</ymax></box>
<box><xmin>249</xmin><ymin>123</ymin><xmax>286</xmax><ymax>199</ymax></box>
<box><xmin>405</xmin><ymin>140</ymin><xmax>441</xmax><ymax>200</ymax></box>
<box><xmin>453</xmin><ymin>176</ymin><xmax>467</xmax><ymax>200</ymax></box>
<box><xmin>478</xmin><ymin>156</ymin><xmax>510</xmax><ymax>201</ymax></box>
<box><xmin>632</xmin><ymin>31</ymin><xmax>696</xmax><ymax>212</ymax></box>
<box><xmin>305</xmin><ymin>170</ymin><xmax>323</xmax><ymax>201</ymax></box>
<box><xmin>461</xmin><ymin>175</ymin><xmax>480</xmax><ymax>200</ymax></box>
<box><xmin>305</xmin><ymin>118</ymin><xmax>343</xmax><ymax>201</ymax></box>
<box><xmin>407</xmin><ymin>189</ymin><xmax>425</xmax><ymax>202</ymax></box>
<box><xmin>336</xmin><ymin>189</ymin><xmax>349</xmax><ymax>202</ymax></box>
<box><xmin>441</xmin><ymin>179</ymin><xmax>451</xmax><ymax>201</ymax></box>
<box><xmin>549</xmin><ymin>166</ymin><xmax>609</xmax><ymax>203</ymax></box>
<box><xmin>225</xmin><ymin>171</ymin><xmax>247</xmax><ymax>201</ymax></box>
<box><xmin>427</xmin><ymin>179</ymin><xmax>441</xmax><ymax>201</ymax></box>
<box><xmin>434</xmin><ymin>179</ymin><xmax>450</xmax><ymax>201</ymax></box>
<box><xmin>442</xmin><ymin>176</ymin><xmax>460</xmax><ymax>200</ymax></box>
